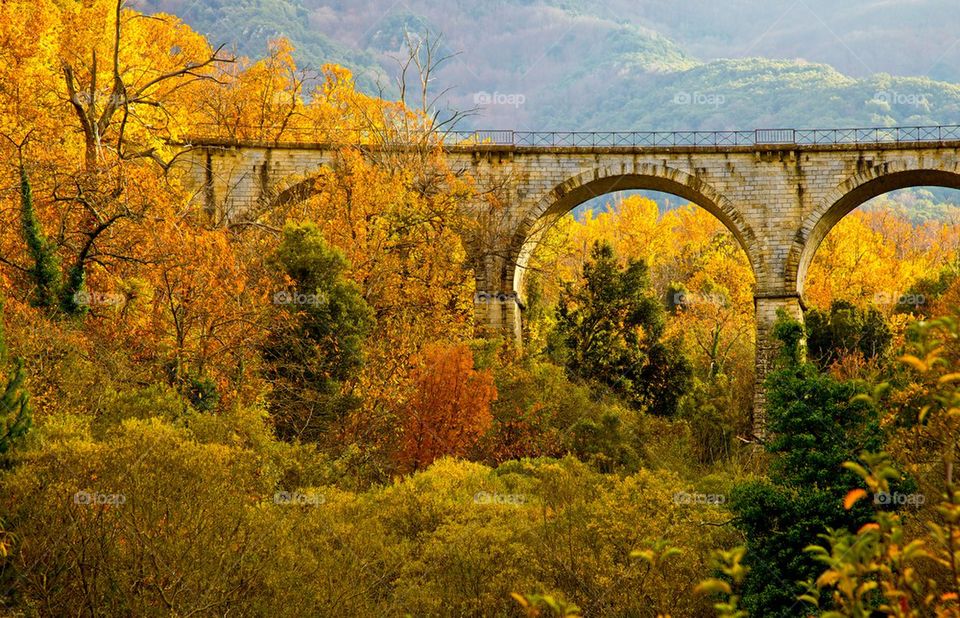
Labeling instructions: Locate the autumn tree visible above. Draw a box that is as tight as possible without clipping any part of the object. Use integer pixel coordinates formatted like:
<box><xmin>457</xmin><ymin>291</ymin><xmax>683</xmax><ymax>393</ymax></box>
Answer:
<box><xmin>665</xmin><ymin>213</ymin><xmax>757</xmax><ymax>450</ymax></box>
<box><xmin>196</xmin><ymin>37</ymin><xmax>315</xmax><ymax>142</ymax></box>
<box><xmin>0</xmin><ymin>1</ymin><xmax>236</xmax><ymax>325</ymax></box>
<box><xmin>59</xmin><ymin>0</ymin><xmax>231</xmax><ymax>169</ymax></box>
<box><xmin>397</xmin><ymin>343</ymin><xmax>496</xmax><ymax>472</ymax></box>
<box><xmin>0</xmin><ymin>1</ymin><xmax>62</xmax><ymax>158</ymax></box>
<box><xmin>41</xmin><ymin>199</ymin><xmax>273</xmax><ymax>417</ymax></box>
<box><xmin>806</xmin><ymin>207</ymin><xmax>960</xmax><ymax>316</ymax></box>
<box><xmin>53</xmin><ymin>2</ymin><xmax>233</xmax><ymax>323</ymax></box>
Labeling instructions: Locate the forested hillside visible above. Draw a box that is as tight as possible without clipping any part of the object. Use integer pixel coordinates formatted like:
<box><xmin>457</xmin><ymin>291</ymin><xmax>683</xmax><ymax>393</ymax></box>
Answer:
<box><xmin>134</xmin><ymin>0</ymin><xmax>960</xmax><ymax>130</ymax></box>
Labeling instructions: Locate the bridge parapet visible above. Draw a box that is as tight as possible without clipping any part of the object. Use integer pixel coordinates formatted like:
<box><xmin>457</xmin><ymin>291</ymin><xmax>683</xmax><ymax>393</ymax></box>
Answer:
<box><xmin>182</xmin><ymin>123</ymin><xmax>960</xmax><ymax>150</ymax></box>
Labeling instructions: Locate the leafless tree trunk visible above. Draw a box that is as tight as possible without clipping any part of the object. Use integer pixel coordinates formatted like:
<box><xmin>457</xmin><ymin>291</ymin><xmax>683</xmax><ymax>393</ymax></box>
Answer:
<box><xmin>62</xmin><ymin>0</ymin><xmax>233</xmax><ymax>171</ymax></box>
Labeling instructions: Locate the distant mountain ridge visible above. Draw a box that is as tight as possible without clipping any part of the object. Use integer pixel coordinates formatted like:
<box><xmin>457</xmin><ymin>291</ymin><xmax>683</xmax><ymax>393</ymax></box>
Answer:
<box><xmin>132</xmin><ymin>0</ymin><xmax>960</xmax><ymax>132</ymax></box>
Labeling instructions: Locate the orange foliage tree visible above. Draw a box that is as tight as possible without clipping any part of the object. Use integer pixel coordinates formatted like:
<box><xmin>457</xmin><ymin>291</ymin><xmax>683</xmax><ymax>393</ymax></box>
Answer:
<box><xmin>806</xmin><ymin>208</ymin><xmax>960</xmax><ymax>313</ymax></box>
<box><xmin>0</xmin><ymin>0</ymin><xmax>482</xmax><ymax>457</ymax></box>
<box><xmin>396</xmin><ymin>343</ymin><xmax>497</xmax><ymax>472</ymax></box>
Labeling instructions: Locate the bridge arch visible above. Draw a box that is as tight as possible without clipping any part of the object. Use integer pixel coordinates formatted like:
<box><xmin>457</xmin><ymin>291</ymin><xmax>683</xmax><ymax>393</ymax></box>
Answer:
<box><xmin>507</xmin><ymin>163</ymin><xmax>762</xmax><ymax>295</ymax></box>
<box><xmin>264</xmin><ymin>174</ymin><xmax>327</xmax><ymax>214</ymax></box>
<box><xmin>788</xmin><ymin>162</ymin><xmax>960</xmax><ymax>298</ymax></box>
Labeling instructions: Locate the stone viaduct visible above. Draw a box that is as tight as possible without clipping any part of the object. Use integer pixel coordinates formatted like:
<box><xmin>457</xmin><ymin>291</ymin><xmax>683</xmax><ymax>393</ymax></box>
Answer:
<box><xmin>175</xmin><ymin>126</ymin><xmax>960</xmax><ymax>436</ymax></box>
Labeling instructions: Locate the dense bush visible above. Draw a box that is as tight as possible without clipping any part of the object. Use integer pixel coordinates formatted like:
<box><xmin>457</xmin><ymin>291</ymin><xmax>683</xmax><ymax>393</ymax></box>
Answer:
<box><xmin>481</xmin><ymin>355</ymin><xmax>642</xmax><ymax>472</ymax></box>
<box><xmin>728</xmin><ymin>312</ymin><xmax>898</xmax><ymax>617</ymax></box>
<box><xmin>805</xmin><ymin>299</ymin><xmax>892</xmax><ymax>370</ymax></box>
<box><xmin>0</xmin><ymin>397</ymin><xmax>736</xmax><ymax>616</ymax></box>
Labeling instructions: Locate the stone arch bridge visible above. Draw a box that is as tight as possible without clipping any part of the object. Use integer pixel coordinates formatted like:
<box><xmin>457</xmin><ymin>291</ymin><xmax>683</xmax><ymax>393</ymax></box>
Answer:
<box><xmin>176</xmin><ymin>126</ymin><xmax>960</xmax><ymax>436</ymax></box>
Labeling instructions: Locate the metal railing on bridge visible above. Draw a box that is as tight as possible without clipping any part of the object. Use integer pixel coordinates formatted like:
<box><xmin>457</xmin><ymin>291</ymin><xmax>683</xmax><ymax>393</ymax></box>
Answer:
<box><xmin>184</xmin><ymin>124</ymin><xmax>960</xmax><ymax>148</ymax></box>
<box><xmin>443</xmin><ymin>125</ymin><xmax>960</xmax><ymax>147</ymax></box>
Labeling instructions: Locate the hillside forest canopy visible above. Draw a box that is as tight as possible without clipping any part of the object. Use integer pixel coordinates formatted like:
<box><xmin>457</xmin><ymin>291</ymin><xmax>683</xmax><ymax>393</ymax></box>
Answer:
<box><xmin>132</xmin><ymin>0</ymin><xmax>960</xmax><ymax>130</ymax></box>
<box><xmin>0</xmin><ymin>2</ymin><xmax>959</xmax><ymax>617</ymax></box>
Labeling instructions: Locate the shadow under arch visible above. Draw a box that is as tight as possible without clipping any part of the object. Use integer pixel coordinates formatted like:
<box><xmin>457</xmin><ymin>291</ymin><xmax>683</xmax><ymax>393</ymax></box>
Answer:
<box><xmin>265</xmin><ymin>176</ymin><xmax>322</xmax><ymax>213</ymax></box>
<box><xmin>789</xmin><ymin>166</ymin><xmax>960</xmax><ymax>299</ymax></box>
<box><xmin>508</xmin><ymin>165</ymin><xmax>762</xmax><ymax>295</ymax></box>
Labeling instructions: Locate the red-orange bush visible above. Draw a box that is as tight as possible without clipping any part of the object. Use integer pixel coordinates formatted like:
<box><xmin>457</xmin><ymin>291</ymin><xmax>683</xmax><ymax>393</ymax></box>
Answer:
<box><xmin>396</xmin><ymin>344</ymin><xmax>496</xmax><ymax>472</ymax></box>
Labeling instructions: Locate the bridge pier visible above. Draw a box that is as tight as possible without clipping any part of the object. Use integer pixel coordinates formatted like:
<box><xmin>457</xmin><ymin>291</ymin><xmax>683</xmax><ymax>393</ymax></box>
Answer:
<box><xmin>753</xmin><ymin>293</ymin><xmax>805</xmax><ymax>440</ymax></box>
<box><xmin>475</xmin><ymin>292</ymin><xmax>523</xmax><ymax>342</ymax></box>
